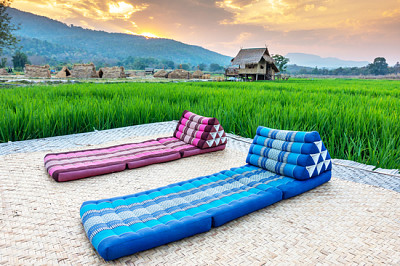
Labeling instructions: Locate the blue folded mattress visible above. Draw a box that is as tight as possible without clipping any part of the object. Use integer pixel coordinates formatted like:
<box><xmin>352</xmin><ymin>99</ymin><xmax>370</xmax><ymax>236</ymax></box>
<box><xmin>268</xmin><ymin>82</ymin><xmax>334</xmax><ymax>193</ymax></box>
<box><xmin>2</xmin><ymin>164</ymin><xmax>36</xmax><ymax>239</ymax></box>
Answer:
<box><xmin>81</xmin><ymin>169</ymin><xmax>282</xmax><ymax>260</ymax></box>
<box><xmin>80</xmin><ymin>126</ymin><xmax>332</xmax><ymax>260</ymax></box>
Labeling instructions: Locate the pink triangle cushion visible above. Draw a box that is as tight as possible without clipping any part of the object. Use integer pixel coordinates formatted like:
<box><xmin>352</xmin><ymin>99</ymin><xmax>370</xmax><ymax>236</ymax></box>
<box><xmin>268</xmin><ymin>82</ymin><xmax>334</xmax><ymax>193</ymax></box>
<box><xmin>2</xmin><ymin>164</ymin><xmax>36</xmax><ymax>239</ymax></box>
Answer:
<box><xmin>174</xmin><ymin>110</ymin><xmax>227</xmax><ymax>149</ymax></box>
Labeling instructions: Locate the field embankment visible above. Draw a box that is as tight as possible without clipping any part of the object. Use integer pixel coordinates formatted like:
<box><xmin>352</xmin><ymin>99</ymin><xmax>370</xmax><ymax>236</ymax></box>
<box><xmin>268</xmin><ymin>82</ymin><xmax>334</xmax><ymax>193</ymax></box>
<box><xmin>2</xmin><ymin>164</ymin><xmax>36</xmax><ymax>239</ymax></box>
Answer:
<box><xmin>1</xmin><ymin>79</ymin><xmax>399</xmax><ymax>169</ymax></box>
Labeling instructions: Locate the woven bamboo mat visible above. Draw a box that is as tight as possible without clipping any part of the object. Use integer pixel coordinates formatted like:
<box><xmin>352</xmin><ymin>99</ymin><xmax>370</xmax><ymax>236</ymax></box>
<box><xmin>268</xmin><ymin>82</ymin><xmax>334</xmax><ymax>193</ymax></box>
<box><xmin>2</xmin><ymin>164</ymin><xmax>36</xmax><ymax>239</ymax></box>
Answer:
<box><xmin>1</xmin><ymin>134</ymin><xmax>399</xmax><ymax>265</ymax></box>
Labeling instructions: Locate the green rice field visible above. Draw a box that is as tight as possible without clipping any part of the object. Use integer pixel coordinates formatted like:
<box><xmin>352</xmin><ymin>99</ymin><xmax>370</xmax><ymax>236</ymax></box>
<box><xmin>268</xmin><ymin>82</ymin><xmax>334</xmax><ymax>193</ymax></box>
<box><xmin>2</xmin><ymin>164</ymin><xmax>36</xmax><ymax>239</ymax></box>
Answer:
<box><xmin>1</xmin><ymin>79</ymin><xmax>399</xmax><ymax>170</ymax></box>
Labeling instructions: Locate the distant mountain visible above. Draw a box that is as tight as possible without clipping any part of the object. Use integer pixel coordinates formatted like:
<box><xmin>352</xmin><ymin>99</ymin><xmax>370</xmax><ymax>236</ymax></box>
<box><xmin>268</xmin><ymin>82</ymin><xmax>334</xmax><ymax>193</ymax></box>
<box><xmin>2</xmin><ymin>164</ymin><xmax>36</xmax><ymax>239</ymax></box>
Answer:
<box><xmin>286</xmin><ymin>53</ymin><xmax>369</xmax><ymax>69</ymax></box>
<box><xmin>4</xmin><ymin>8</ymin><xmax>231</xmax><ymax>66</ymax></box>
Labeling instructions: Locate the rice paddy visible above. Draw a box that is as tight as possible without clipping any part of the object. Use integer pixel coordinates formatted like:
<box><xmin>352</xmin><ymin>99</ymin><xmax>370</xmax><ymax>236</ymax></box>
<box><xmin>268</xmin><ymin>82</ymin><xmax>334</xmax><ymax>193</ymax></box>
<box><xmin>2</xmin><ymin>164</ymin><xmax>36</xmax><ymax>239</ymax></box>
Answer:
<box><xmin>0</xmin><ymin>79</ymin><xmax>399</xmax><ymax>170</ymax></box>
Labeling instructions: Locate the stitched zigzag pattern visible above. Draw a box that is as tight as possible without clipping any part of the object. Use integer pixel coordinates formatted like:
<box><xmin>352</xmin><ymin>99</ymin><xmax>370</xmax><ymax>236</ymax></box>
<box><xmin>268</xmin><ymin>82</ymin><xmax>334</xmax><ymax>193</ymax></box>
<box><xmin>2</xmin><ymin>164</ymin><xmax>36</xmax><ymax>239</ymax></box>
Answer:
<box><xmin>174</xmin><ymin>110</ymin><xmax>227</xmax><ymax>149</ymax></box>
<box><xmin>246</xmin><ymin>126</ymin><xmax>332</xmax><ymax>180</ymax></box>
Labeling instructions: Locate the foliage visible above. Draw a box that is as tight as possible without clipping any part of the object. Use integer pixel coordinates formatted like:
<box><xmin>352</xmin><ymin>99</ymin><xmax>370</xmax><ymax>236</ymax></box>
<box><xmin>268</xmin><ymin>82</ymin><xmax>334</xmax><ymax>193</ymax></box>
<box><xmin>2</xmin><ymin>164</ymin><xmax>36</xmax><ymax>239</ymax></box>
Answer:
<box><xmin>11</xmin><ymin>50</ymin><xmax>29</xmax><ymax>70</ymax></box>
<box><xmin>161</xmin><ymin>60</ymin><xmax>175</xmax><ymax>70</ymax></box>
<box><xmin>288</xmin><ymin>58</ymin><xmax>399</xmax><ymax>76</ymax></box>
<box><xmin>272</xmin><ymin>54</ymin><xmax>290</xmax><ymax>72</ymax></box>
<box><xmin>180</xmin><ymin>63</ymin><xmax>190</xmax><ymax>71</ymax></box>
<box><xmin>394</xmin><ymin>62</ymin><xmax>400</xmax><ymax>72</ymax></box>
<box><xmin>209</xmin><ymin>63</ymin><xmax>224</xmax><ymax>73</ymax></box>
<box><xmin>0</xmin><ymin>57</ymin><xmax>7</xmax><ymax>68</ymax></box>
<box><xmin>0</xmin><ymin>0</ymin><xmax>19</xmax><ymax>55</ymax></box>
<box><xmin>117</xmin><ymin>57</ymin><xmax>181</xmax><ymax>70</ymax></box>
<box><xmin>1</xmin><ymin>79</ymin><xmax>399</xmax><ymax>170</ymax></box>
<box><xmin>368</xmin><ymin>57</ymin><xmax>389</xmax><ymax>75</ymax></box>
<box><xmin>198</xmin><ymin>63</ymin><xmax>207</xmax><ymax>71</ymax></box>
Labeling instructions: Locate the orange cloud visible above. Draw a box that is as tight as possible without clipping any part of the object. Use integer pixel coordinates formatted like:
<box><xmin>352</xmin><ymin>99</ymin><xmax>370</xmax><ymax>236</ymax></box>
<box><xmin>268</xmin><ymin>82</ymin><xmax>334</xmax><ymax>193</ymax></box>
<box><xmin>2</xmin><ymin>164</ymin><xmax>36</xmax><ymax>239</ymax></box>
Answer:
<box><xmin>11</xmin><ymin>0</ymin><xmax>147</xmax><ymax>21</ymax></box>
<box><xmin>215</xmin><ymin>0</ymin><xmax>400</xmax><ymax>32</ymax></box>
<box><xmin>108</xmin><ymin>1</ymin><xmax>148</xmax><ymax>19</ymax></box>
<box><xmin>382</xmin><ymin>9</ymin><xmax>400</xmax><ymax>17</ymax></box>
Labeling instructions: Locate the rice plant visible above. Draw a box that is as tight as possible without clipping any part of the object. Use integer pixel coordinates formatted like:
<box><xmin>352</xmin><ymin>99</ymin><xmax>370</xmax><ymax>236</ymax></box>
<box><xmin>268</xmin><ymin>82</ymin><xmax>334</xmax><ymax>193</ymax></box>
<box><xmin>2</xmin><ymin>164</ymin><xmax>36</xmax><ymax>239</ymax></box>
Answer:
<box><xmin>0</xmin><ymin>78</ymin><xmax>399</xmax><ymax>170</ymax></box>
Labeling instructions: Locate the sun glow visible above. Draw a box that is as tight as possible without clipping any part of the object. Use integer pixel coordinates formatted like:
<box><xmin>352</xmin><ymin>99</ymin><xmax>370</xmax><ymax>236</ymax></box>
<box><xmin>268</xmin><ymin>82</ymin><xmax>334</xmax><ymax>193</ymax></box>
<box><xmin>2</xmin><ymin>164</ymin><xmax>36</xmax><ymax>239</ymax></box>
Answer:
<box><xmin>109</xmin><ymin>2</ymin><xmax>134</xmax><ymax>14</ymax></box>
<box><xmin>125</xmin><ymin>30</ymin><xmax>160</xmax><ymax>39</ymax></box>
<box><xmin>140</xmin><ymin>32</ymin><xmax>160</xmax><ymax>39</ymax></box>
<box><xmin>108</xmin><ymin>1</ymin><xmax>148</xmax><ymax>19</ymax></box>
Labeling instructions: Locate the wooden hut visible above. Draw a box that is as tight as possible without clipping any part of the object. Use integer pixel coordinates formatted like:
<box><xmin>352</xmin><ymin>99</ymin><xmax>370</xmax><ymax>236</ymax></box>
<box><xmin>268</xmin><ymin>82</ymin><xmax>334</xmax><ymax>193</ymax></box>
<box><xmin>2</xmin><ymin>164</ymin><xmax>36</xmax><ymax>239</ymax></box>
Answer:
<box><xmin>55</xmin><ymin>66</ymin><xmax>71</xmax><ymax>78</ymax></box>
<box><xmin>25</xmin><ymin>64</ymin><xmax>51</xmax><ymax>78</ymax></box>
<box><xmin>230</xmin><ymin>48</ymin><xmax>279</xmax><ymax>80</ymax></box>
<box><xmin>98</xmin><ymin>66</ymin><xmax>126</xmax><ymax>78</ymax></box>
<box><xmin>225</xmin><ymin>67</ymin><xmax>239</xmax><ymax>78</ymax></box>
<box><xmin>71</xmin><ymin>63</ymin><xmax>98</xmax><ymax>78</ymax></box>
<box><xmin>145</xmin><ymin>68</ymin><xmax>155</xmax><ymax>75</ymax></box>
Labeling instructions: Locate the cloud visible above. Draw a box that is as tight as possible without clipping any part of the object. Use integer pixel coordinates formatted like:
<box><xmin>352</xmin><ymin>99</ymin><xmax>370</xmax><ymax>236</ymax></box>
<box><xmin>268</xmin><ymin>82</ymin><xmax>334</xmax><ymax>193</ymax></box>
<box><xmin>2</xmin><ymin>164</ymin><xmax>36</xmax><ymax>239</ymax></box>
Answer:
<box><xmin>215</xmin><ymin>0</ymin><xmax>400</xmax><ymax>31</ymax></box>
<box><xmin>108</xmin><ymin>1</ymin><xmax>148</xmax><ymax>19</ymax></box>
<box><xmin>12</xmin><ymin>0</ymin><xmax>147</xmax><ymax>21</ymax></box>
<box><xmin>10</xmin><ymin>0</ymin><xmax>400</xmax><ymax>64</ymax></box>
<box><xmin>382</xmin><ymin>8</ymin><xmax>400</xmax><ymax>18</ymax></box>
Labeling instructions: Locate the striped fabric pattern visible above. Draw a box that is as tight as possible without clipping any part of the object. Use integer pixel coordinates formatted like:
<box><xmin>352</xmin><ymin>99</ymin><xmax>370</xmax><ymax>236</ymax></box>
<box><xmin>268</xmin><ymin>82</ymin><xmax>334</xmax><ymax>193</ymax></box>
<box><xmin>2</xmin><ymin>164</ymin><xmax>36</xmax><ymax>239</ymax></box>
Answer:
<box><xmin>80</xmin><ymin>125</ymin><xmax>333</xmax><ymax>260</ymax></box>
<box><xmin>246</xmin><ymin>126</ymin><xmax>332</xmax><ymax>180</ymax></box>
<box><xmin>157</xmin><ymin>137</ymin><xmax>226</xmax><ymax>158</ymax></box>
<box><xmin>174</xmin><ymin>110</ymin><xmax>227</xmax><ymax>149</ymax></box>
<box><xmin>44</xmin><ymin>140</ymin><xmax>180</xmax><ymax>181</ymax></box>
<box><xmin>80</xmin><ymin>165</ymin><xmax>283</xmax><ymax>260</ymax></box>
<box><xmin>80</xmin><ymin>162</ymin><xmax>331</xmax><ymax>260</ymax></box>
<box><xmin>44</xmin><ymin>110</ymin><xmax>228</xmax><ymax>181</ymax></box>
<box><xmin>227</xmin><ymin>164</ymin><xmax>331</xmax><ymax>199</ymax></box>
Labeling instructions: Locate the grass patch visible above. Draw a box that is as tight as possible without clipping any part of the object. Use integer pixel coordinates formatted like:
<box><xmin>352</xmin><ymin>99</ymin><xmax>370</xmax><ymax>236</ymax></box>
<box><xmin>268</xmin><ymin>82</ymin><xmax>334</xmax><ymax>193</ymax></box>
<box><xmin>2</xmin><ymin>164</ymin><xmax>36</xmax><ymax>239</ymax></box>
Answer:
<box><xmin>1</xmin><ymin>78</ymin><xmax>399</xmax><ymax>169</ymax></box>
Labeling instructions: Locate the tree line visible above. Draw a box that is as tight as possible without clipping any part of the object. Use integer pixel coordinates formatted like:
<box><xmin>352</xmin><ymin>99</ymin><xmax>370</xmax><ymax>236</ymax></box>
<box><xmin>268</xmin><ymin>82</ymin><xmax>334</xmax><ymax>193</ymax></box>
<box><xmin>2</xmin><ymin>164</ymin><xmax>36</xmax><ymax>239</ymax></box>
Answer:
<box><xmin>276</xmin><ymin>55</ymin><xmax>400</xmax><ymax>76</ymax></box>
<box><xmin>115</xmin><ymin>57</ymin><xmax>224</xmax><ymax>72</ymax></box>
<box><xmin>0</xmin><ymin>50</ymin><xmax>227</xmax><ymax>72</ymax></box>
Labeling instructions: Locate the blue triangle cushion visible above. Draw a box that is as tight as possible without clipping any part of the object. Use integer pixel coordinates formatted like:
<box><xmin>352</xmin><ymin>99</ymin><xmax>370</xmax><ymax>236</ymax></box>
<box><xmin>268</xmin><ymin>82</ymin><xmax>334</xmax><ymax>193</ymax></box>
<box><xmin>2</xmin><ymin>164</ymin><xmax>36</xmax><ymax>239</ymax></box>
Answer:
<box><xmin>246</xmin><ymin>126</ymin><xmax>332</xmax><ymax>180</ymax></box>
<box><xmin>80</xmin><ymin>126</ymin><xmax>332</xmax><ymax>260</ymax></box>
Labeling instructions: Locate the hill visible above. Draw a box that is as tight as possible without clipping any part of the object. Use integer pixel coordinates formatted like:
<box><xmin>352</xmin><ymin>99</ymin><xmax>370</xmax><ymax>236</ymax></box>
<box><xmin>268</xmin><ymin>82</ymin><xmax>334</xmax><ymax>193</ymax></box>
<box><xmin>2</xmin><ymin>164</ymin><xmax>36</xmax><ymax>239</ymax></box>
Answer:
<box><xmin>4</xmin><ymin>8</ymin><xmax>231</xmax><ymax>67</ymax></box>
<box><xmin>286</xmin><ymin>53</ymin><xmax>369</xmax><ymax>69</ymax></box>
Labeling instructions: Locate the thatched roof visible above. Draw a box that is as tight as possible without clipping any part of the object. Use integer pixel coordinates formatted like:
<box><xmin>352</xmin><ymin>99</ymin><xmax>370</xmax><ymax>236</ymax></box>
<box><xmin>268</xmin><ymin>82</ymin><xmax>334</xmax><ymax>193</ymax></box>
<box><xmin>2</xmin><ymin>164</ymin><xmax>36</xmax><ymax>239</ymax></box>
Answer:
<box><xmin>225</xmin><ymin>67</ymin><xmax>239</xmax><ymax>76</ymax></box>
<box><xmin>231</xmin><ymin>48</ymin><xmax>279</xmax><ymax>72</ymax></box>
<box><xmin>153</xmin><ymin>69</ymin><xmax>168</xmax><ymax>78</ymax></box>
<box><xmin>168</xmin><ymin>69</ymin><xmax>192</xmax><ymax>79</ymax></box>
<box><xmin>0</xmin><ymin>69</ymin><xmax>8</xmax><ymax>76</ymax></box>
<box><xmin>192</xmin><ymin>70</ymin><xmax>204</xmax><ymax>79</ymax></box>
<box><xmin>99</xmin><ymin>66</ymin><xmax>126</xmax><ymax>79</ymax></box>
<box><xmin>202</xmin><ymin>74</ymin><xmax>211</xmax><ymax>79</ymax></box>
<box><xmin>55</xmin><ymin>66</ymin><xmax>71</xmax><ymax>78</ymax></box>
<box><xmin>71</xmin><ymin>63</ymin><xmax>98</xmax><ymax>78</ymax></box>
<box><xmin>25</xmin><ymin>64</ymin><xmax>51</xmax><ymax>78</ymax></box>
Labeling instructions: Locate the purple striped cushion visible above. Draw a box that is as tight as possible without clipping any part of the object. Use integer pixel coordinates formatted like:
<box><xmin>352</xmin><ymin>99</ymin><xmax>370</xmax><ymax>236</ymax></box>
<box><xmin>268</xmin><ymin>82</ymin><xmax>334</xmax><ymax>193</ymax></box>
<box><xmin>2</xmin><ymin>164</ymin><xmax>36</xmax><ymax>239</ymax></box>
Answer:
<box><xmin>44</xmin><ymin>140</ymin><xmax>181</xmax><ymax>182</ymax></box>
<box><xmin>157</xmin><ymin>137</ymin><xmax>226</xmax><ymax>157</ymax></box>
<box><xmin>174</xmin><ymin>110</ymin><xmax>227</xmax><ymax>149</ymax></box>
<box><xmin>181</xmin><ymin>110</ymin><xmax>218</xmax><ymax>125</ymax></box>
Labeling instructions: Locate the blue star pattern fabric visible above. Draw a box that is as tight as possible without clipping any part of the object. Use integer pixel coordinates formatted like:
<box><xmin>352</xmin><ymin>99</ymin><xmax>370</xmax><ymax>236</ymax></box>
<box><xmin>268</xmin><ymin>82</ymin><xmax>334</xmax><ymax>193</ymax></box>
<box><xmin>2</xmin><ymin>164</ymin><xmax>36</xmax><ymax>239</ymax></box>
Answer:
<box><xmin>246</xmin><ymin>126</ymin><xmax>332</xmax><ymax>180</ymax></box>
<box><xmin>80</xmin><ymin>126</ymin><xmax>332</xmax><ymax>260</ymax></box>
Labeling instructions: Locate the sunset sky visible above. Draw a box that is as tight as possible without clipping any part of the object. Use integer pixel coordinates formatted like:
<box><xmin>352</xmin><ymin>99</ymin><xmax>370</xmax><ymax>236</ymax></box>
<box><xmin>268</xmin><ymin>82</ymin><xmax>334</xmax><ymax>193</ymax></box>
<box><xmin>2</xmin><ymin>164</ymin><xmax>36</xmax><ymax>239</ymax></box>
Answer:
<box><xmin>11</xmin><ymin>0</ymin><xmax>400</xmax><ymax>64</ymax></box>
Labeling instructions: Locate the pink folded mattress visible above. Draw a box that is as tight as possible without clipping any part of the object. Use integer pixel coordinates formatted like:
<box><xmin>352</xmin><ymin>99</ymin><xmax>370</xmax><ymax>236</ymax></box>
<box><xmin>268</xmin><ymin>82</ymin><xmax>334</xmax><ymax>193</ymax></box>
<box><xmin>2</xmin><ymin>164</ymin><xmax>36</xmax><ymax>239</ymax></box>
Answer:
<box><xmin>44</xmin><ymin>110</ymin><xmax>227</xmax><ymax>182</ymax></box>
<box><xmin>44</xmin><ymin>140</ymin><xmax>181</xmax><ymax>182</ymax></box>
